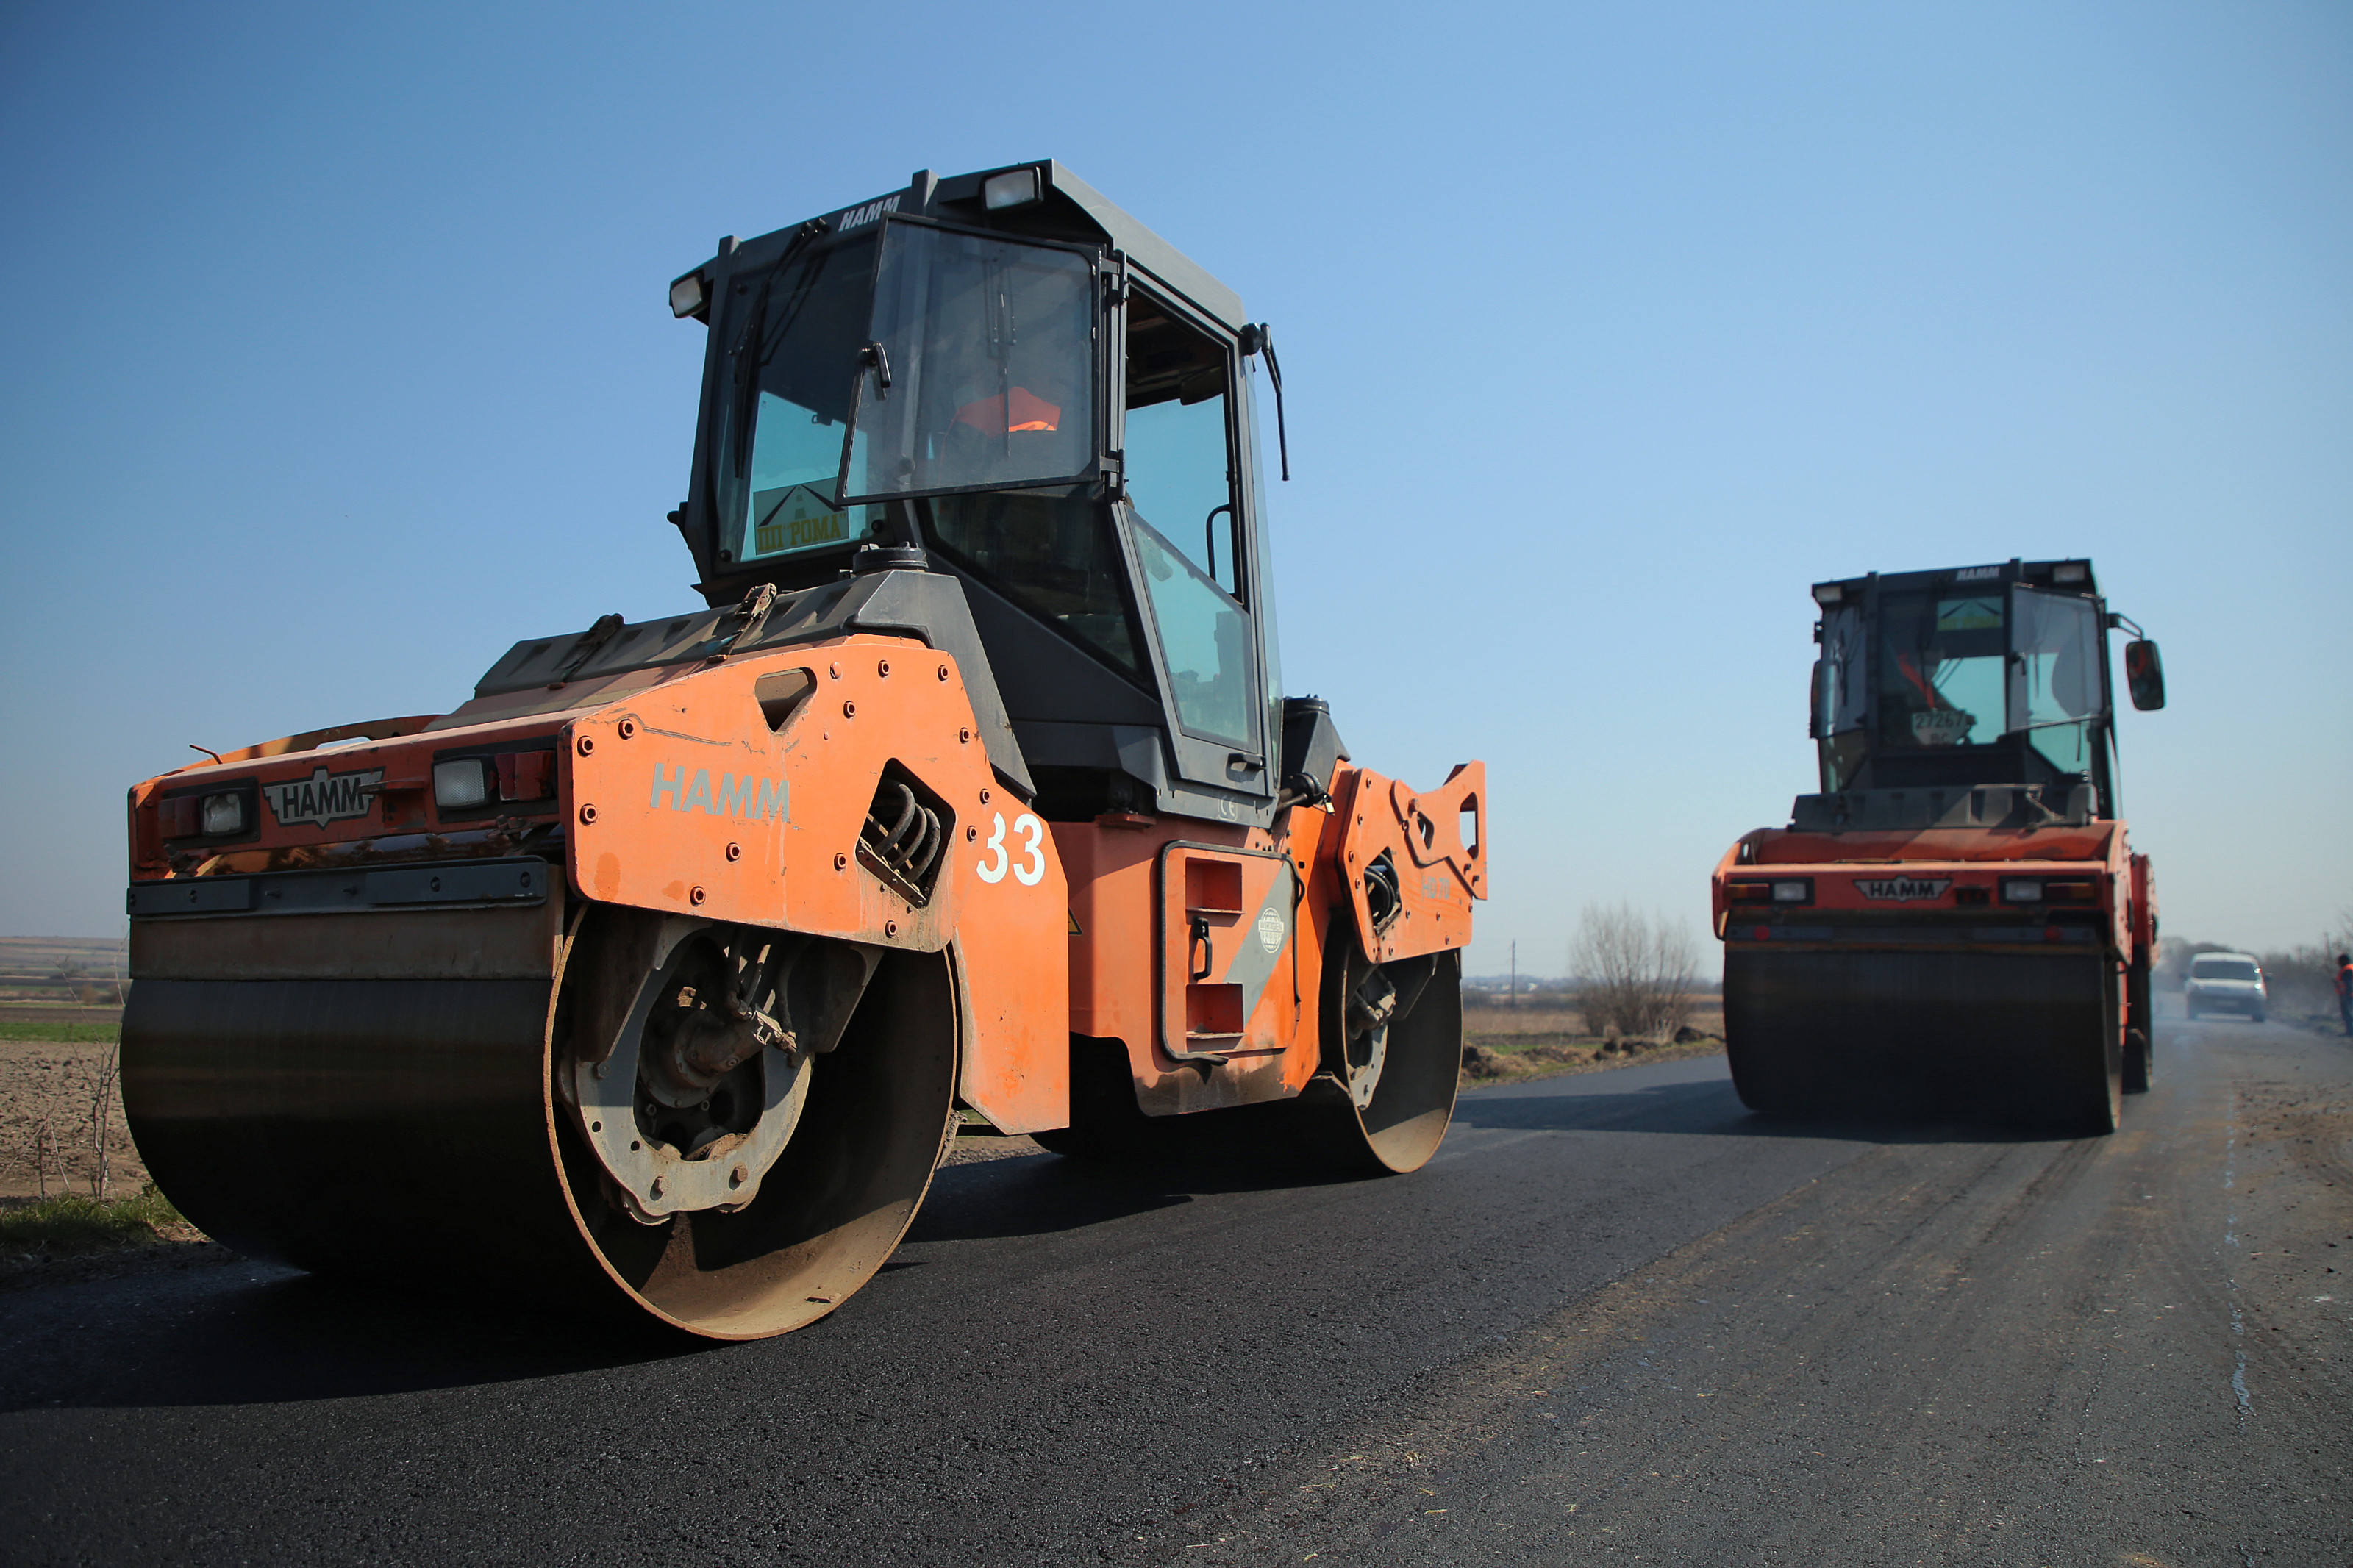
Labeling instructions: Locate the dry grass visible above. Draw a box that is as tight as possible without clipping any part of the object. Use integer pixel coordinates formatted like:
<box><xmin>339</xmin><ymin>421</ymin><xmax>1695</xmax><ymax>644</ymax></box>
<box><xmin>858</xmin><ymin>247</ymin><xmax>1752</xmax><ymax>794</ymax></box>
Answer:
<box><xmin>0</xmin><ymin>1037</ymin><xmax>148</xmax><ymax>1200</ymax></box>
<box><xmin>0</xmin><ymin>1184</ymin><xmax>199</xmax><ymax>1261</ymax></box>
<box><xmin>1463</xmin><ymin>998</ymin><xmax>1724</xmax><ymax>1039</ymax></box>
<box><xmin>0</xmin><ymin>1017</ymin><xmax>123</xmax><ymax>1042</ymax></box>
<box><xmin>1460</xmin><ymin>998</ymin><xmax>1725</xmax><ymax>1086</ymax></box>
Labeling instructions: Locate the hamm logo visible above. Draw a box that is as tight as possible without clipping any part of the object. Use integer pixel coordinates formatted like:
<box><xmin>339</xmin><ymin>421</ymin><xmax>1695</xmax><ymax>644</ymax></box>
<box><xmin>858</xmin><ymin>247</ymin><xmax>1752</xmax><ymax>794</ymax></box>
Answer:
<box><xmin>261</xmin><ymin>765</ymin><xmax>385</xmax><ymax>829</ymax></box>
<box><xmin>650</xmin><ymin>765</ymin><xmax>787</xmax><ymax>820</ymax></box>
<box><xmin>832</xmin><ymin>193</ymin><xmax>901</xmax><ymax>231</ymax></box>
<box><xmin>1856</xmin><ymin>876</ymin><xmax>1951</xmax><ymax>901</ymax></box>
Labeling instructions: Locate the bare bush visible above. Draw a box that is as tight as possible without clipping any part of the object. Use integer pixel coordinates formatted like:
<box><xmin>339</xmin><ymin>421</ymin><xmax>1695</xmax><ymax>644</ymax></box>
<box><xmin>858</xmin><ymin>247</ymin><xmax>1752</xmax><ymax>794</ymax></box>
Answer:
<box><xmin>88</xmin><ymin>1045</ymin><xmax>120</xmax><ymax>1199</ymax></box>
<box><xmin>1570</xmin><ymin>902</ymin><xmax>1701</xmax><ymax>1041</ymax></box>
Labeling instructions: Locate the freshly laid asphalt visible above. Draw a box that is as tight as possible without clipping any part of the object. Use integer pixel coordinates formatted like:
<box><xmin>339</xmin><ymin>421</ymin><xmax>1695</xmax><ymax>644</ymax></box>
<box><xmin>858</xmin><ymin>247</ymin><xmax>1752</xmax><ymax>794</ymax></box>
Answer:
<box><xmin>4</xmin><ymin>1004</ymin><xmax>2346</xmax><ymax>1566</ymax></box>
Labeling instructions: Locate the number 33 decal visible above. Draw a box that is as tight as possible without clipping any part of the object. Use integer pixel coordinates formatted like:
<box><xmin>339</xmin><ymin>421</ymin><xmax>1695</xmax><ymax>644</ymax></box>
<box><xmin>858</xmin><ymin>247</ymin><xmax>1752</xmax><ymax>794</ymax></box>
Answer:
<box><xmin>974</xmin><ymin>812</ymin><xmax>1045</xmax><ymax>887</ymax></box>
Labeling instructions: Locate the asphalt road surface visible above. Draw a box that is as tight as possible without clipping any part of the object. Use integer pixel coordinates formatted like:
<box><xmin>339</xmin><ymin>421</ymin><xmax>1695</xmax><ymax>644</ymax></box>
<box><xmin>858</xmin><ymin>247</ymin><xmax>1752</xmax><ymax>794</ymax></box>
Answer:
<box><xmin>4</xmin><ymin>1007</ymin><xmax>2346</xmax><ymax>1567</ymax></box>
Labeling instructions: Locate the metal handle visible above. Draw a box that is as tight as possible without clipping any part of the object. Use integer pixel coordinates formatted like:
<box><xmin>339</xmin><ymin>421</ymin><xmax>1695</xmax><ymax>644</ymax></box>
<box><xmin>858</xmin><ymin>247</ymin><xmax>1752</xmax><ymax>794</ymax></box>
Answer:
<box><xmin>1190</xmin><ymin>915</ymin><xmax>1213</xmax><ymax>981</ymax></box>
<box><xmin>1204</xmin><ymin>502</ymin><xmax>1233</xmax><ymax>581</ymax></box>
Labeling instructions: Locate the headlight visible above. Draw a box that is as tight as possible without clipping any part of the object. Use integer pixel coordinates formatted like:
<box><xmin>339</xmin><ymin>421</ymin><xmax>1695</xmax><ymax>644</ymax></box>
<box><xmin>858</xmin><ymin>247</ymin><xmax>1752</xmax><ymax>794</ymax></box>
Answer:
<box><xmin>434</xmin><ymin>759</ymin><xmax>490</xmax><ymax>809</ymax></box>
<box><xmin>200</xmin><ymin>792</ymin><xmax>246</xmax><ymax>835</ymax></box>
<box><xmin>668</xmin><ymin>271</ymin><xmax>707</xmax><ymax>319</ymax></box>
<box><xmin>2006</xmin><ymin>876</ymin><xmax>2098</xmax><ymax>903</ymax></box>
<box><xmin>1728</xmin><ymin>878</ymin><xmax>1811</xmax><ymax>905</ymax></box>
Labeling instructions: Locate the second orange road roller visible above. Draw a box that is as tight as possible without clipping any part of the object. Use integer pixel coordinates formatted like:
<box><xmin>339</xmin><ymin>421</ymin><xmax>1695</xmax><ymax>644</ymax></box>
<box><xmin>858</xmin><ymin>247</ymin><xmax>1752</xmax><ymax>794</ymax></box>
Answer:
<box><xmin>119</xmin><ymin>161</ymin><xmax>1487</xmax><ymax>1339</ymax></box>
<box><xmin>1711</xmin><ymin>559</ymin><xmax>2165</xmax><ymax>1132</ymax></box>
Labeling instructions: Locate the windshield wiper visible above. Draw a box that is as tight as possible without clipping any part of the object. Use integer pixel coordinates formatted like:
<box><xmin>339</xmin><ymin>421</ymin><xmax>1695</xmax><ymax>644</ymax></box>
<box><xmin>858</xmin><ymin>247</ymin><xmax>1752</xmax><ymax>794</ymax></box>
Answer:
<box><xmin>729</xmin><ymin>219</ymin><xmax>832</xmax><ymax>473</ymax></box>
<box><xmin>733</xmin><ymin>218</ymin><xmax>830</xmax><ymax>367</ymax></box>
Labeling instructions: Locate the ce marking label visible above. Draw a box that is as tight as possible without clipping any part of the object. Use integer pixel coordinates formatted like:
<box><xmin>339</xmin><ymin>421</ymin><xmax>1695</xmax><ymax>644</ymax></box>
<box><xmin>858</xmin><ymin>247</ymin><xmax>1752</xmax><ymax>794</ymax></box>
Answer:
<box><xmin>975</xmin><ymin>812</ymin><xmax>1045</xmax><ymax>887</ymax></box>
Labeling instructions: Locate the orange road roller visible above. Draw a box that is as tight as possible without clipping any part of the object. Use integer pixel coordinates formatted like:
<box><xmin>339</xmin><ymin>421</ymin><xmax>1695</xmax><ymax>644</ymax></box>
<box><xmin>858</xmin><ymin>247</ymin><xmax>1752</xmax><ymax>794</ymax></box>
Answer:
<box><xmin>120</xmin><ymin>162</ymin><xmax>1487</xmax><ymax>1339</ymax></box>
<box><xmin>1711</xmin><ymin>559</ymin><xmax>2164</xmax><ymax>1132</ymax></box>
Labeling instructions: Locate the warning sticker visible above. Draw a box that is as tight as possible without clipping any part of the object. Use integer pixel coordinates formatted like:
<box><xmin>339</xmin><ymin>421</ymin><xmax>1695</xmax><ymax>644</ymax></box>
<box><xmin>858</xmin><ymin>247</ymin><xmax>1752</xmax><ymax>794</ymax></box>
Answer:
<box><xmin>1256</xmin><ymin>906</ymin><xmax>1286</xmax><ymax>953</ymax></box>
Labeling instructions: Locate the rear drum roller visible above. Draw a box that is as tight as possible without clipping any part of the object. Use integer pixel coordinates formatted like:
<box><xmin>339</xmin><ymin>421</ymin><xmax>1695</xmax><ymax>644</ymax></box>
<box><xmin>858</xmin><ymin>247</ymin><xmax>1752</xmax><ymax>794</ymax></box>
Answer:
<box><xmin>1311</xmin><ymin>939</ymin><xmax>1463</xmax><ymax>1174</ymax></box>
<box><xmin>1723</xmin><ymin>1030</ymin><xmax>1818</xmax><ymax>1119</ymax></box>
<box><xmin>1995</xmin><ymin>949</ymin><xmax>2127</xmax><ymax>1133</ymax></box>
<box><xmin>2123</xmin><ymin>951</ymin><xmax>2155</xmax><ymax>1095</ymax></box>
<box><xmin>2057</xmin><ymin>961</ymin><xmax>2124</xmax><ymax>1134</ymax></box>
<box><xmin>1721</xmin><ymin>948</ymin><xmax>1864</xmax><ymax>1119</ymax></box>
<box><xmin>1034</xmin><ymin>935</ymin><xmax>1463</xmax><ymax>1176</ymax></box>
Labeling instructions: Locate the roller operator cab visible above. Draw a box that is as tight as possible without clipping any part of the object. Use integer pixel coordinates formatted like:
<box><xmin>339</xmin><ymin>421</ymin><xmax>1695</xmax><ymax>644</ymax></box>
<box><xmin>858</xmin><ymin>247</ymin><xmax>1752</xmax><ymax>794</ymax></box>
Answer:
<box><xmin>117</xmin><ymin>162</ymin><xmax>1488</xmax><ymax>1339</ymax></box>
<box><xmin>1710</xmin><ymin>559</ymin><xmax>2165</xmax><ymax>1132</ymax></box>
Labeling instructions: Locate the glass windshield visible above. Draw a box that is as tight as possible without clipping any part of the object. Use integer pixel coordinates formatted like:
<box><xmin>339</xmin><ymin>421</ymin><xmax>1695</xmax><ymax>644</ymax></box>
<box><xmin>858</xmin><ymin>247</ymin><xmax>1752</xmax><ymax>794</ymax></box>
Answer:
<box><xmin>1877</xmin><ymin>591</ymin><xmax>2007</xmax><ymax>751</ymax></box>
<box><xmin>2190</xmin><ymin>958</ymin><xmax>2260</xmax><ymax>983</ymax></box>
<box><xmin>2008</xmin><ymin>588</ymin><xmax>2104</xmax><ymax>775</ymax></box>
<box><xmin>1132</xmin><ymin>518</ymin><xmax>1252</xmax><ymax>746</ymax></box>
<box><xmin>726</xmin><ymin>232</ymin><xmax>881</xmax><ymax>567</ymax></box>
<box><xmin>843</xmin><ymin>223</ymin><xmax>1096</xmax><ymax>503</ymax></box>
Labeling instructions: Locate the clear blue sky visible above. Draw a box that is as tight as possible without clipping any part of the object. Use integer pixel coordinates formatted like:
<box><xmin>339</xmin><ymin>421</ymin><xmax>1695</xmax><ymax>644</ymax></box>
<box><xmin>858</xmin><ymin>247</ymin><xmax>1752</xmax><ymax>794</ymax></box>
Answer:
<box><xmin>3</xmin><ymin>2</ymin><xmax>2346</xmax><ymax>969</ymax></box>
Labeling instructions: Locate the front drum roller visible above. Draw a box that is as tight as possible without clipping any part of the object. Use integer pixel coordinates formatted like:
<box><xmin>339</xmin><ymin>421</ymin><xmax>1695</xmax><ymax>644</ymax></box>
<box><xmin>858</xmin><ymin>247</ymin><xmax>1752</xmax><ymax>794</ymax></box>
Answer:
<box><xmin>1722</xmin><ymin>947</ymin><xmax>2120</xmax><ymax>1133</ymax></box>
<box><xmin>121</xmin><ymin>901</ymin><xmax>958</xmax><ymax>1339</ymax></box>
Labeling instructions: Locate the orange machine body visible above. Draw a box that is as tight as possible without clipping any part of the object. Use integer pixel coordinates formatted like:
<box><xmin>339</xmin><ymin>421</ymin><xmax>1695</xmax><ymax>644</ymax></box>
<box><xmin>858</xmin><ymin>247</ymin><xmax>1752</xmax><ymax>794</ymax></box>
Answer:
<box><xmin>1058</xmin><ymin>760</ymin><xmax>1484</xmax><ymax>1116</ymax></box>
<box><xmin>129</xmin><ymin>634</ymin><xmax>1067</xmax><ymax>1134</ymax></box>
<box><xmin>127</xmin><ymin>637</ymin><xmax>1485</xmax><ymax>1136</ymax></box>
<box><xmin>1710</xmin><ymin>820</ymin><xmax>2156</xmax><ymax>1045</ymax></box>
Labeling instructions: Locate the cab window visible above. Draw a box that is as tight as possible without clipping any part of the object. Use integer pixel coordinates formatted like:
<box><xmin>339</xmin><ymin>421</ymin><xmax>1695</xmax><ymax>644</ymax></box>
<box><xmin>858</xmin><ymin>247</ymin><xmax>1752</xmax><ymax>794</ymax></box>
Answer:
<box><xmin>1124</xmin><ymin>299</ymin><xmax>1238</xmax><ymax>595</ymax></box>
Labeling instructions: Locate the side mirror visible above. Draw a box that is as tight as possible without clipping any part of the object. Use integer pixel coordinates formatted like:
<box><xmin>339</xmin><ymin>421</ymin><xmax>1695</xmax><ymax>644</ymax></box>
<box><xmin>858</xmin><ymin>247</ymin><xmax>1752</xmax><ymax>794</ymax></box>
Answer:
<box><xmin>1807</xmin><ymin>659</ymin><xmax>1824</xmax><ymax>739</ymax></box>
<box><xmin>2124</xmin><ymin>639</ymin><xmax>2165</xmax><ymax>711</ymax></box>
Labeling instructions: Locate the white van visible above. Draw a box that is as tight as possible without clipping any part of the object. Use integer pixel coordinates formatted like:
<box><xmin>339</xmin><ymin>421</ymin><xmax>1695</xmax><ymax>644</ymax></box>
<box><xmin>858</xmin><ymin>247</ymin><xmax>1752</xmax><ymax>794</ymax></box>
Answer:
<box><xmin>2185</xmin><ymin>952</ymin><xmax>2267</xmax><ymax>1023</ymax></box>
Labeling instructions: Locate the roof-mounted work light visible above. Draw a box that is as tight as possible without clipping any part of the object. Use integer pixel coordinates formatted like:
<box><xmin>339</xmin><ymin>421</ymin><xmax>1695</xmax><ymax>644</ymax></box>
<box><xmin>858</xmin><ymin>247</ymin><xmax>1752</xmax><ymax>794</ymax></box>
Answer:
<box><xmin>2052</xmin><ymin>561</ymin><xmax>2088</xmax><ymax>584</ymax></box>
<box><xmin>668</xmin><ymin>271</ymin><xmax>707</xmax><ymax>320</ymax></box>
<box><xmin>1812</xmin><ymin>583</ymin><xmax>1844</xmax><ymax>605</ymax></box>
<box><xmin>982</xmin><ymin>168</ymin><xmax>1041</xmax><ymax>210</ymax></box>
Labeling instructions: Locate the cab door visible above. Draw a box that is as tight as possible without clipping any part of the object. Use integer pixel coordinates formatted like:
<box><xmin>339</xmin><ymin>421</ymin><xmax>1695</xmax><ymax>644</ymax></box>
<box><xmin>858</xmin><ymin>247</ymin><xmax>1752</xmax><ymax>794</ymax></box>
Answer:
<box><xmin>2007</xmin><ymin>584</ymin><xmax>2108</xmax><ymax>792</ymax></box>
<box><xmin>1116</xmin><ymin>281</ymin><xmax>1271</xmax><ymax>809</ymax></box>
